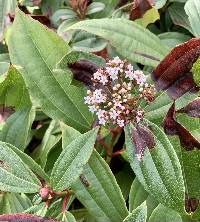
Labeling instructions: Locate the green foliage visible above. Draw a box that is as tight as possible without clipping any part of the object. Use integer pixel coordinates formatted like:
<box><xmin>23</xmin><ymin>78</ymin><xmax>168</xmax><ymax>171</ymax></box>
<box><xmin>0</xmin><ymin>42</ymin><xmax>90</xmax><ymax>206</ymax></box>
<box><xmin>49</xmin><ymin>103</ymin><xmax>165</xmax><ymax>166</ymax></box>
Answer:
<box><xmin>125</xmin><ymin>120</ymin><xmax>185</xmax><ymax>213</ymax></box>
<box><xmin>50</xmin><ymin>127</ymin><xmax>99</xmax><ymax>191</ymax></box>
<box><xmin>192</xmin><ymin>57</ymin><xmax>200</xmax><ymax>87</ymax></box>
<box><xmin>123</xmin><ymin>202</ymin><xmax>147</xmax><ymax>222</ymax></box>
<box><xmin>8</xmin><ymin>11</ymin><xmax>93</xmax><ymax>133</ymax></box>
<box><xmin>0</xmin><ymin>142</ymin><xmax>41</xmax><ymax>193</ymax></box>
<box><xmin>0</xmin><ymin>1</ymin><xmax>200</xmax><ymax>221</ymax></box>
<box><xmin>66</xmin><ymin>18</ymin><xmax>168</xmax><ymax>67</ymax></box>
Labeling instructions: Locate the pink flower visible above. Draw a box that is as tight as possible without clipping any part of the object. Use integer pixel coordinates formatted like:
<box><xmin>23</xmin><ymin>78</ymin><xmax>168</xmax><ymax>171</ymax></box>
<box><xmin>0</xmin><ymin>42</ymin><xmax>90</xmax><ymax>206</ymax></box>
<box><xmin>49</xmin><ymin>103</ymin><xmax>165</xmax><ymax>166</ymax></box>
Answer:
<box><xmin>133</xmin><ymin>70</ymin><xmax>147</xmax><ymax>85</ymax></box>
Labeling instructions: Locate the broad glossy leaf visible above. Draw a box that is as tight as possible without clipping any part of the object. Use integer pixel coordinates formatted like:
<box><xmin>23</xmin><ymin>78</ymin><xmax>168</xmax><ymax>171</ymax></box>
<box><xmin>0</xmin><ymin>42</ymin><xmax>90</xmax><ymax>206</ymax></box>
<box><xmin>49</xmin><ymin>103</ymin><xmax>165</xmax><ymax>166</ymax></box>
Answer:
<box><xmin>0</xmin><ymin>106</ymin><xmax>35</xmax><ymax>151</ymax></box>
<box><xmin>0</xmin><ymin>193</ymin><xmax>32</xmax><ymax>214</ymax></box>
<box><xmin>50</xmin><ymin>127</ymin><xmax>99</xmax><ymax>191</ymax></box>
<box><xmin>185</xmin><ymin>0</ymin><xmax>200</xmax><ymax>37</ymax></box>
<box><xmin>6</xmin><ymin>143</ymin><xmax>49</xmax><ymax>182</ymax></box>
<box><xmin>125</xmin><ymin>120</ymin><xmax>185</xmax><ymax>213</ymax></box>
<box><xmin>149</xmin><ymin>204</ymin><xmax>182</xmax><ymax>222</ymax></box>
<box><xmin>8</xmin><ymin>11</ymin><xmax>92</xmax><ymax>133</ymax></box>
<box><xmin>0</xmin><ymin>142</ymin><xmax>41</xmax><ymax>193</ymax></box>
<box><xmin>71</xmin><ymin>150</ymin><xmax>129</xmax><ymax>222</ymax></box>
<box><xmin>66</xmin><ymin>18</ymin><xmax>168</xmax><ymax>67</ymax></box>
<box><xmin>168</xmin><ymin>3</ymin><xmax>192</xmax><ymax>33</ymax></box>
<box><xmin>123</xmin><ymin>202</ymin><xmax>147</xmax><ymax>222</ymax></box>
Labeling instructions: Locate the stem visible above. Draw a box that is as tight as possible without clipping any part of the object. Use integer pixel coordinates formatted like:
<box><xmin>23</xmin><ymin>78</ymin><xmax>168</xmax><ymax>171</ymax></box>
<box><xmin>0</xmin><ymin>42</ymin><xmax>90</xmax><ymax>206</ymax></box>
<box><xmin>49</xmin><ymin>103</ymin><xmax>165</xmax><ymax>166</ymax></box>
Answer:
<box><xmin>62</xmin><ymin>191</ymin><xmax>69</xmax><ymax>214</ymax></box>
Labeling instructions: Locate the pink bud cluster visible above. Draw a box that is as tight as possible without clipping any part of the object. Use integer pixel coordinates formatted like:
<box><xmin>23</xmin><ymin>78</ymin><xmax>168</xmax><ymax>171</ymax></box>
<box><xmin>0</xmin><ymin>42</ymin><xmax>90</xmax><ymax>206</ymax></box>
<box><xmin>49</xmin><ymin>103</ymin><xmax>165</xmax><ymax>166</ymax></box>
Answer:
<box><xmin>84</xmin><ymin>57</ymin><xmax>156</xmax><ymax>128</ymax></box>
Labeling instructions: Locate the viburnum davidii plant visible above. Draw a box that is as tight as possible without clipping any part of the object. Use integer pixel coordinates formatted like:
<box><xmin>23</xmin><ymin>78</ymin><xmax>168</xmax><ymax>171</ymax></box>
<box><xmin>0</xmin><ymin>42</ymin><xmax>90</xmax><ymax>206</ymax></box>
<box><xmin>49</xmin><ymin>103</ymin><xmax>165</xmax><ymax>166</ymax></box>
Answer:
<box><xmin>1</xmin><ymin>1</ymin><xmax>200</xmax><ymax>222</ymax></box>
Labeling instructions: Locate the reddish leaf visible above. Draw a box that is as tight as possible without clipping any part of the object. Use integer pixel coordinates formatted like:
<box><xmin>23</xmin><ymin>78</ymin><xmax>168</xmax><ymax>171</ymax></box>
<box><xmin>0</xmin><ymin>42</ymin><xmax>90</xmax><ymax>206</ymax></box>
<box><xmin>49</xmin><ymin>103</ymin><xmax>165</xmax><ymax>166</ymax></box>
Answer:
<box><xmin>0</xmin><ymin>214</ymin><xmax>60</xmax><ymax>222</ymax></box>
<box><xmin>177</xmin><ymin>98</ymin><xmax>200</xmax><ymax>118</ymax></box>
<box><xmin>69</xmin><ymin>59</ymin><xmax>98</xmax><ymax>86</ymax></box>
<box><xmin>94</xmin><ymin>48</ymin><xmax>108</xmax><ymax>60</ymax></box>
<box><xmin>152</xmin><ymin>38</ymin><xmax>200</xmax><ymax>99</ymax></box>
<box><xmin>31</xmin><ymin>15</ymin><xmax>51</xmax><ymax>27</ymax></box>
<box><xmin>185</xmin><ymin>194</ymin><xmax>199</xmax><ymax>213</ymax></box>
<box><xmin>130</xmin><ymin>0</ymin><xmax>155</xmax><ymax>20</ymax></box>
<box><xmin>131</xmin><ymin>124</ymin><xmax>155</xmax><ymax>160</ymax></box>
<box><xmin>162</xmin><ymin>102</ymin><xmax>200</xmax><ymax>150</ymax></box>
<box><xmin>0</xmin><ymin>106</ymin><xmax>15</xmax><ymax>123</ymax></box>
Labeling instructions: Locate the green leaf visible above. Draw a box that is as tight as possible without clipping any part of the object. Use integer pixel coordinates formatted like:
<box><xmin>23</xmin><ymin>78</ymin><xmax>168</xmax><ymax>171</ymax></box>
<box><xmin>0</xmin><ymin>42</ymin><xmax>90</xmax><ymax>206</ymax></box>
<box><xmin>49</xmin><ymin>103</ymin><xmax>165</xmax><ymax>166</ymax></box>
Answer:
<box><xmin>66</xmin><ymin>18</ymin><xmax>168</xmax><ymax>67</ymax></box>
<box><xmin>61</xmin><ymin>123</ymin><xmax>82</xmax><ymax>148</ymax></box>
<box><xmin>50</xmin><ymin>127</ymin><xmax>99</xmax><ymax>191</ymax></box>
<box><xmin>0</xmin><ymin>66</ymin><xmax>31</xmax><ymax>108</ymax></box>
<box><xmin>41</xmin><ymin>0</ymin><xmax>63</xmax><ymax>15</ymax></box>
<box><xmin>129</xmin><ymin>178</ymin><xmax>158</xmax><ymax>219</ymax></box>
<box><xmin>58</xmin><ymin>51</ymin><xmax>105</xmax><ymax>69</ymax></box>
<box><xmin>93</xmin><ymin>0</ymin><xmax>118</xmax><ymax>18</ymax></box>
<box><xmin>123</xmin><ymin>202</ymin><xmax>147</xmax><ymax>222</ymax></box>
<box><xmin>0</xmin><ymin>106</ymin><xmax>35</xmax><ymax>151</ymax></box>
<box><xmin>192</xmin><ymin>57</ymin><xmax>200</xmax><ymax>87</ymax></box>
<box><xmin>86</xmin><ymin>2</ymin><xmax>105</xmax><ymax>15</ymax></box>
<box><xmin>125</xmin><ymin>120</ymin><xmax>185</xmax><ymax>213</ymax></box>
<box><xmin>149</xmin><ymin>204</ymin><xmax>182</xmax><ymax>222</ymax></box>
<box><xmin>8</xmin><ymin>10</ymin><xmax>93</xmax><ymax>133</ymax></box>
<box><xmin>0</xmin><ymin>0</ymin><xmax>16</xmax><ymax>41</ymax></box>
<box><xmin>0</xmin><ymin>193</ymin><xmax>32</xmax><ymax>214</ymax></box>
<box><xmin>144</xmin><ymin>92</ymin><xmax>197</xmax><ymax>125</ymax></box>
<box><xmin>57</xmin><ymin>212</ymin><xmax>77</xmax><ymax>222</ymax></box>
<box><xmin>0</xmin><ymin>142</ymin><xmax>41</xmax><ymax>193</ymax></box>
<box><xmin>158</xmin><ymin>32</ymin><xmax>190</xmax><ymax>49</ymax></box>
<box><xmin>33</xmin><ymin>120</ymin><xmax>61</xmax><ymax>168</ymax></box>
<box><xmin>51</xmin><ymin>9</ymin><xmax>77</xmax><ymax>26</ymax></box>
<box><xmin>155</xmin><ymin>0</ymin><xmax>167</xmax><ymax>9</ymax></box>
<box><xmin>185</xmin><ymin>0</ymin><xmax>200</xmax><ymax>37</ymax></box>
<box><xmin>71</xmin><ymin>32</ymin><xmax>107</xmax><ymax>53</ymax></box>
<box><xmin>168</xmin><ymin>3</ymin><xmax>193</xmax><ymax>33</ymax></box>
<box><xmin>135</xmin><ymin>7</ymin><xmax>160</xmax><ymax>28</ymax></box>
<box><xmin>71</xmin><ymin>150</ymin><xmax>129</xmax><ymax>222</ymax></box>
<box><xmin>7</xmin><ymin>142</ymin><xmax>49</xmax><ymax>182</ymax></box>
<box><xmin>129</xmin><ymin>178</ymin><xmax>148</xmax><ymax>212</ymax></box>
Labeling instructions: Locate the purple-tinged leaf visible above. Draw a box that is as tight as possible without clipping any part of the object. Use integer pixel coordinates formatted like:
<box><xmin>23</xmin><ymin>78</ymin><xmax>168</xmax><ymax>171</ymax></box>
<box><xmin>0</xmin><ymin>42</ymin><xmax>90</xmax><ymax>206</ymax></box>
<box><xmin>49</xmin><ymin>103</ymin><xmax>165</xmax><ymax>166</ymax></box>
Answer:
<box><xmin>185</xmin><ymin>194</ymin><xmax>199</xmax><ymax>213</ymax></box>
<box><xmin>0</xmin><ymin>106</ymin><xmax>14</xmax><ymax>123</ymax></box>
<box><xmin>130</xmin><ymin>0</ymin><xmax>154</xmax><ymax>20</ymax></box>
<box><xmin>152</xmin><ymin>38</ymin><xmax>200</xmax><ymax>99</ymax></box>
<box><xmin>162</xmin><ymin>102</ymin><xmax>200</xmax><ymax>150</ymax></box>
<box><xmin>69</xmin><ymin>59</ymin><xmax>98</xmax><ymax>86</ymax></box>
<box><xmin>131</xmin><ymin>125</ymin><xmax>155</xmax><ymax>161</ymax></box>
<box><xmin>177</xmin><ymin>98</ymin><xmax>200</xmax><ymax>118</ymax></box>
<box><xmin>0</xmin><ymin>214</ymin><xmax>60</xmax><ymax>222</ymax></box>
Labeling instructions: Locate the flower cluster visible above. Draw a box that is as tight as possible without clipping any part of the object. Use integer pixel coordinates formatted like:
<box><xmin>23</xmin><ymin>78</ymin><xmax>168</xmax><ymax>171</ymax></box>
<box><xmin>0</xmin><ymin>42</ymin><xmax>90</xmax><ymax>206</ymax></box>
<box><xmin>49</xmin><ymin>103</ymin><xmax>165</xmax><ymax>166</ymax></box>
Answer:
<box><xmin>84</xmin><ymin>57</ymin><xmax>156</xmax><ymax>128</ymax></box>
